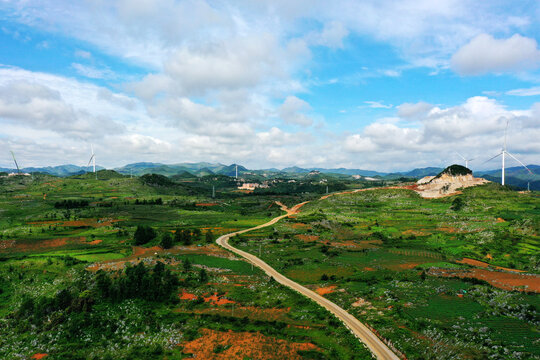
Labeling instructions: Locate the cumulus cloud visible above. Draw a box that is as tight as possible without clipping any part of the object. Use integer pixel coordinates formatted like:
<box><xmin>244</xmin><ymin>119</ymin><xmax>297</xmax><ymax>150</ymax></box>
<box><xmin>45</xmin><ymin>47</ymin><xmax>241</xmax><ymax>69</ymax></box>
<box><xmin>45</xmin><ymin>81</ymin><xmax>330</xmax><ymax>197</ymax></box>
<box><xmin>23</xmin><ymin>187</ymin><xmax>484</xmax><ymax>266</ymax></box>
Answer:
<box><xmin>451</xmin><ymin>34</ymin><xmax>540</xmax><ymax>75</ymax></box>
<box><xmin>0</xmin><ymin>81</ymin><xmax>124</xmax><ymax>138</ymax></box>
<box><xmin>397</xmin><ymin>102</ymin><xmax>433</xmax><ymax>119</ymax></box>
<box><xmin>307</xmin><ymin>21</ymin><xmax>349</xmax><ymax>49</ymax></box>
<box><xmin>343</xmin><ymin>96</ymin><xmax>540</xmax><ymax>170</ymax></box>
<box><xmin>278</xmin><ymin>96</ymin><xmax>313</xmax><ymax>126</ymax></box>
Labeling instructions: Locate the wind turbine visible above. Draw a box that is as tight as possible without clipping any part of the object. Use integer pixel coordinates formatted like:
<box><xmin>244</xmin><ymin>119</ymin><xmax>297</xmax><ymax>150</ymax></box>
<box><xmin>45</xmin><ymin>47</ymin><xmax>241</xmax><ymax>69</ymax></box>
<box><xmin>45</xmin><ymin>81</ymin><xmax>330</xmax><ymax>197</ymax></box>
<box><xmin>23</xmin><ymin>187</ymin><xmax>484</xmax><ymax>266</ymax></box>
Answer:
<box><xmin>235</xmin><ymin>164</ymin><xmax>238</xmax><ymax>179</ymax></box>
<box><xmin>456</xmin><ymin>152</ymin><xmax>474</xmax><ymax>169</ymax></box>
<box><xmin>10</xmin><ymin>151</ymin><xmax>20</xmax><ymax>174</ymax></box>
<box><xmin>87</xmin><ymin>145</ymin><xmax>96</xmax><ymax>179</ymax></box>
<box><xmin>484</xmin><ymin>121</ymin><xmax>533</xmax><ymax>186</ymax></box>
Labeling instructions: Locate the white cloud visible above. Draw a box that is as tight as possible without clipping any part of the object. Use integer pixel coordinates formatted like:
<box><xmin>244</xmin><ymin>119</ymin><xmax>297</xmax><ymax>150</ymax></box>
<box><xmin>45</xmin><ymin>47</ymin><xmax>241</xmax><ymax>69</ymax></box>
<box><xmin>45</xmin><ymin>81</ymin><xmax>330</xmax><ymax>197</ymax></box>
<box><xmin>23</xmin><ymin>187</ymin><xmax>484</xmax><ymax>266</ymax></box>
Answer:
<box><xmin>364</xmin><ymin>101</ymin><xmax>393</xmax><ymax>109</ymax></box>
<box><xmin>278</xmin><ymin>96</ymin><xmax>313</xmax><ymax>126</ymax></box>
<box><xmin>72</xmin><ymin>63</ymin><xmax>115</xmax><ymax>79</ymax></box>
<box><xmin>307</xmin><ymin>21</ymin><xmax>349</xmax><ymax>49</ymax></box>
<box><xmin>506</xmin><ymin>86</ymin><xmax>540</xmax><ymax>97</ymax></box>
<box><xmin>451</xmin><ymin>34</ymin><xmax>540</xmax><ymax>75</ymax></box>
<box><xmin>343</xmin><ymin>96</ymin><xmax>540</xmax><ymax>170</ymax></box>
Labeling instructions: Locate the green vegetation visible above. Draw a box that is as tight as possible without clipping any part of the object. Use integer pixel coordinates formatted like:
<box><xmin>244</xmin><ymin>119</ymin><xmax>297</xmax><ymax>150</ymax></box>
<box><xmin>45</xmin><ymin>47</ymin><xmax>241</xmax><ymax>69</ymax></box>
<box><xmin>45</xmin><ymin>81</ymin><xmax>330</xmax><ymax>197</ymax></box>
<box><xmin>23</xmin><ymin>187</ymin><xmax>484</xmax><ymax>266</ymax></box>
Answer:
<box><xmin>236</xmin><ymin>184</ymin><xmax>540</xmax><ymax>359</ymax></box>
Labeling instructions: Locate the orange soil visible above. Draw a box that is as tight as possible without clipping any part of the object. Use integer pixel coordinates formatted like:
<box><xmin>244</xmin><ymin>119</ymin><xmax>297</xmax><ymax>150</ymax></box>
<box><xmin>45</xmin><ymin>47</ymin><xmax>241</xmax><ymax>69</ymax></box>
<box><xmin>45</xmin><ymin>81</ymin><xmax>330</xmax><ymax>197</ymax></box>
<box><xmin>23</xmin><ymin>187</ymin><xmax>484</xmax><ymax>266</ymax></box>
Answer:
<box><xmin>204</xmin><ymin>292</ymin><xmax>236</xmax><ymax>306</ymax></box>
<box><xmin>457</xmin><ymin>257</ymin><xmax>525</xmax><ymax>273</ymax></box>
<box><xmin>315</xmin><ymin>285</ymin><xmax>336</xmax><ymax>296</ymax></box>
<box><xmin>181</xmin><ymin>328</ymin><xmax>320</xmax><ymax>360</ymax></box>
<box><xmin>496</xmin><ymin>217</ymin><xmax>506</xmax><ymax>223</ymax></box>
<box><xmin>0</xmin><ymin>237</ymin><xmax>89</xmax><ymax>253</ymax></box>
<box><xmin>364</xmin><ymin>267</ymin><xmax>376</xmax><ymax>271</ymax></box>
<box><xmin>291</xmin><ymin>223</ymin><xmax>310</xmax><ymax>229</ymax></box>
<box><xmin>295</xmin><ymin>234</ymin><xmax>320</xmax><ymax>242</ymax></box>
<box><xmin>430</xmin><ymin>268</ymin><xmax>540</xmax><ymax>292</ymax></box>
<box><xmin>132</xmin><ymin>246</ymin><xmax>162</xmax><ymax>257</ymax></box>
<box><xmin>196</xmin><ymin>203</ymin><xmax>219</xmax><ymax>206</ymax></box>
<box><xmin>88</xmin><ymin>239</ymin><xmax>102</xmax><ymax>245</ymax></box>
<box><xmin>395</xmin><ymin>263</ymin><xmax>421</xmax><ymax>270</ymax></box>
<box><xmin>182</xmin><ymin>306</ymin><xmax>292</xmax><ymax>322</ymax></box>
<box><xmin>32</xmin><ymin>354</ymin><xmax>48</xmax><ymax>359</ymax></box>
<box><xmin>179</xmin><ymin>290</ymin><xmax>198</xmax><ymax>301</ymax></box>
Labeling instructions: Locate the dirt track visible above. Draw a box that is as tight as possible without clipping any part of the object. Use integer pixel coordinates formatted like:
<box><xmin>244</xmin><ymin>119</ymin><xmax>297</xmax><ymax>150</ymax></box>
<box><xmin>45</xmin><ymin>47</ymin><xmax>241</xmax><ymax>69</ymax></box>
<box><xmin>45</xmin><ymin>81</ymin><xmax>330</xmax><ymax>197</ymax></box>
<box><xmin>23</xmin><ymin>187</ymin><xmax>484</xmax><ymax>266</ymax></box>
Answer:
<box><xmin>216</xmin><ymin>194</ymin><xmax>400</xmax><ymax>360</ymax></box>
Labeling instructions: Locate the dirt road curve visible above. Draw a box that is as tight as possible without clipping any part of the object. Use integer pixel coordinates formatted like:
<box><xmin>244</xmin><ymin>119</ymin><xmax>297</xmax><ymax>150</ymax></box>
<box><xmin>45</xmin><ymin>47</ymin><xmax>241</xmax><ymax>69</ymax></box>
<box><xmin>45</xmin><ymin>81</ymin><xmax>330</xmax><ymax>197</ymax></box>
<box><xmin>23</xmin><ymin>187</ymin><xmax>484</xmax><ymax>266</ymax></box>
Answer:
<box><xmin>216</xmin><ymin>197</ymin><xmax>400</xmax><ymax>360</ymax></box>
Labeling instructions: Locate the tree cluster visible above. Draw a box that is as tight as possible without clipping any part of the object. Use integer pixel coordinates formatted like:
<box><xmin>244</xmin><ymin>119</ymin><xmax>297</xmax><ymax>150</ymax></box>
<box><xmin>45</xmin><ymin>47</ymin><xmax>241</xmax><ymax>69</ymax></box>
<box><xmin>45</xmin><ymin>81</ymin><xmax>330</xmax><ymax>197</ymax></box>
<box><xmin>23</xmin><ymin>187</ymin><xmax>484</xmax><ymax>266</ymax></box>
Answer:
<box><xmin>134</xmin><ymin>225</ymin><xmax>157</xmax><ymax>245</ymax></box>
<box><xmin>54</xmin><ymin>199</ymin><xmax>89</xmax><ymax>209</ymax></box>
<box><xmin>95</xmin><ymin>261</ymin><xmax>178</xmax><ymax>302</ymax></box>
<box><xmin>134</xmin><ymin>198</ymin><xmax>163</xmax><ymax>205</ymax></box>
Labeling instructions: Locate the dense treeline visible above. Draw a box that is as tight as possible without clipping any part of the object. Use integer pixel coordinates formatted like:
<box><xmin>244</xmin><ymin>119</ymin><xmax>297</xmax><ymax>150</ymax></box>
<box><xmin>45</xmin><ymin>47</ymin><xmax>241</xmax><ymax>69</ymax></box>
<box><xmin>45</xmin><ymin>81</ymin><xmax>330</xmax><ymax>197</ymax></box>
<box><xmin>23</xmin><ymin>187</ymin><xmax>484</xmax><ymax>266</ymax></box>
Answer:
<box><xmin>95</xmin><ymin>261</ymin><xmax>178</xmax><ymax>302</ymax></box>
<box><xmin>134</xmin><ymin>198</ymin><xmax>163</xmax><ymax>205</ymax></box>
<box><xmin>134</xmin><ymin>225</ymin><xmax>213</xmax><ymax>247</ymax></box>
<box><xmin>14</xmin><ymin>261</ymin><xmax>178</xmax><ymax>327</ymax></box>
<box><xmin>54</xmin><ymin>199</ymin><xmax>89</xmax><ymax>209</ymax></box>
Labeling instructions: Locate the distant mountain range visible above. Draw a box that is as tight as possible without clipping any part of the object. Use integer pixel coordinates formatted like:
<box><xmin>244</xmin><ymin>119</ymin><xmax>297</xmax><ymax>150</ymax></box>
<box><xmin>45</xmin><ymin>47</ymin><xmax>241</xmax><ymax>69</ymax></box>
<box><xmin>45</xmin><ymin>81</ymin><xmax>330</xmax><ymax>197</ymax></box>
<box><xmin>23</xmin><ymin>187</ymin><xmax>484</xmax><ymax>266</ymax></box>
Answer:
<box><xmin>1</xmin><ymin>162</ymin><xmax>539</xmax><ymax>190</ymax></box>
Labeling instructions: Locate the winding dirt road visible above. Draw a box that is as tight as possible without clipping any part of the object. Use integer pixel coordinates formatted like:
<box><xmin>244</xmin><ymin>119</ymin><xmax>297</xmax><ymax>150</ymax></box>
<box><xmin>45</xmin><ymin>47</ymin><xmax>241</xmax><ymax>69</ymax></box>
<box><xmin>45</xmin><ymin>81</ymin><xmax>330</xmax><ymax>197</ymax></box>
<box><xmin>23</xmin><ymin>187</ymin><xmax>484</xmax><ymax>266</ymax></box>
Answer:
<box><xmin>216</xmin><ymin>194</ymin><xmax>400</xmax><ymax>360</ymax></box>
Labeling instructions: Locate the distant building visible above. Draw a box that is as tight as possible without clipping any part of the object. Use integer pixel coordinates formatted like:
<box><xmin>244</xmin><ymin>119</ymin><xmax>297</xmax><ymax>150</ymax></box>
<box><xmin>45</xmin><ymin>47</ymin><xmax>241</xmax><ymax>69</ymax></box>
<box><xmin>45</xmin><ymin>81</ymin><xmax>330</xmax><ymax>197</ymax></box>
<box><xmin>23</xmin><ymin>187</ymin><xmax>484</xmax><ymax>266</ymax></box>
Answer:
<box><xmin>237</xmin><ymin>183</ymin><xmax>268</xmax><ymax>190</ymax></box>
<box><xmin>8</xmin><ymin>172</ymin><xmax>30</xmax><ymax>177</ymax></box>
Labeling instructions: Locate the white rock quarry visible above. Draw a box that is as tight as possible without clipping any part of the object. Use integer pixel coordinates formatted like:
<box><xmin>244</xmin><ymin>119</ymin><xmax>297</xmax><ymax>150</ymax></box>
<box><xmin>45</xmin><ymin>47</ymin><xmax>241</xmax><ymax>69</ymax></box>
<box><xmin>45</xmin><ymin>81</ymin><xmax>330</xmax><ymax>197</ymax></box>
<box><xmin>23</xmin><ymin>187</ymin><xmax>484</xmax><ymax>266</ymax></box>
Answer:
<box><xmin>415</xmin><ymin>173</ymin><xmax>489</xmax><ymax>198</ymax></box>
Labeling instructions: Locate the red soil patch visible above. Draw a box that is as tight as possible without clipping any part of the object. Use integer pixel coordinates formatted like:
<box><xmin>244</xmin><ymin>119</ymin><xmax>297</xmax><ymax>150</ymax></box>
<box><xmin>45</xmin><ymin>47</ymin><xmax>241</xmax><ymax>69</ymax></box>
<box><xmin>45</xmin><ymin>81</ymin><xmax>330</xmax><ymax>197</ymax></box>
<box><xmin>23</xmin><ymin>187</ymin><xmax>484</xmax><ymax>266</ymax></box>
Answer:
<box><xmin>196</xmin><ymin>203</ymin><xmax>219</xmax><ymax>206</ymax></box>
<box><xmin>204</xmin><ymin>292</ymin><xmax>236</xmax><ymax>306</ymax></box>
<box><xmin>179</xmin><ymin>290</ymin><xmax>198</xmax><ymax>301</ymax></box>
<box><xmin>88</xmin><ymin>239</ymin><xmax>102</xmax><ymax>245</ymax></box>
<box><xmin>364</xmin><ymin>267</ymin><xmax>376</xmax><ymax>271</ymax></box>
<box><xmin>32</xmin><ymin>354</ymin><xmax>48</xmax><ymax>359</ymax></box>
<box><xmin>181</xmin><ymin>328</ymin><xmax>320</xmax><ymax>360</ymax></box>
<box><xmin>496</xmin><ymin>217</ymin><xmax>506</xmax><ymax>223</ymax></box>
<box><xmin>182</xmin><ymin>306</ymin><xmax>292</xmax><ymax>322</ymax></box>
<box><xmin>457</xmin><ymin>257</ymin><xmax>525</xmax><ymax>273</ymax></box>
<box><xmin>315</xmin><ymin>285</ymin><xmax>336</xmax><ymax>296</ymax></box>
<box><xmin>291</xmin><ymin>223</ymin><xmax>310</xmax><ymax>229</ymax></box>
<box><xmin>395</xmin><ymin>262</ymin><xmax>421</xmax><ymax>270</ymax></box>
<box><xmin>132</xmin><ymin>246</ymin><xmax>162</xmax><ymax>257</ymax></box>
<box><xmin>0</xmin><ymin>237</ymin><xmax>89</xmax><ymax>253</ymax></box>
<box><xmin>295</xmin><ymin>234</ymin><xmax>320</xmax><ymax>242</ymax></box>
<box><xmin>429</xmin><ymin>268</ymin><xmax>540</xmax><ymax>292</ymax></box>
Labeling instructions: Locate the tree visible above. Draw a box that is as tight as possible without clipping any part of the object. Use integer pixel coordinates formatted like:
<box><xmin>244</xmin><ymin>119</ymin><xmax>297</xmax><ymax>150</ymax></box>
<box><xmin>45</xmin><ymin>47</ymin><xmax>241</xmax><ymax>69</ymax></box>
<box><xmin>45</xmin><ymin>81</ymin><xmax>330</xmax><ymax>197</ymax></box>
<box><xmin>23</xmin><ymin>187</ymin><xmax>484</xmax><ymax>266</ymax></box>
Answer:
<box><xmin>192</xmin><ymin>228</ymin><xmax>202</xmax><ymax>242</ymax></box>
<box><xmin>198</xmin><ymin>268</ymin><xmax>208</xmax><ymax>284</ymax></box>
<box><xmin>205</xmin><ymin>230</ymin><xmax>214</xmax><ymax>243</ymax></box>
<box><xmin>183</xmin><ymin>258</ymin><xmax>192</xmax><ymax>272</ymax></box>
<box><xmin>134</xmin><ymin>225</ymin><xmax>156</xmax><ymax>245</ymax></box>
<box><xmin>160</xmin><ymin>233</ymin><xmax>173</xmax><ymax>249</ymax></box>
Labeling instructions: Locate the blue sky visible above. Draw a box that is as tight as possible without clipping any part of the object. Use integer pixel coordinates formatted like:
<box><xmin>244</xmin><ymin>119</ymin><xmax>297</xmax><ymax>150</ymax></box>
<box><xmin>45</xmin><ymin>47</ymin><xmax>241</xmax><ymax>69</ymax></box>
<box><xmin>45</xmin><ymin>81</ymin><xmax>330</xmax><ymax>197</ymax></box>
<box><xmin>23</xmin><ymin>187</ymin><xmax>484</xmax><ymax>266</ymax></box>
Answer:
<box><xmin>0</xmin><ymin>1</ymin><xmax>539</xmax><ymax>171</ymax></box>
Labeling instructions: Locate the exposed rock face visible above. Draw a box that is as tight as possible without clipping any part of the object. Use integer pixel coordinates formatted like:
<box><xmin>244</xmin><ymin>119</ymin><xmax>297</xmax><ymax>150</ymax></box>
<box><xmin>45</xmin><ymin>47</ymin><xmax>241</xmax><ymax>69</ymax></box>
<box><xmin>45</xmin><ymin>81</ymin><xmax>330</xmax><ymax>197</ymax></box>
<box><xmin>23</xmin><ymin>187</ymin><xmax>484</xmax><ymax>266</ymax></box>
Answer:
<box><xmin>415</xmin><ymin>173</ymin><xmax>489</xmax><ymax>198</ymax></box>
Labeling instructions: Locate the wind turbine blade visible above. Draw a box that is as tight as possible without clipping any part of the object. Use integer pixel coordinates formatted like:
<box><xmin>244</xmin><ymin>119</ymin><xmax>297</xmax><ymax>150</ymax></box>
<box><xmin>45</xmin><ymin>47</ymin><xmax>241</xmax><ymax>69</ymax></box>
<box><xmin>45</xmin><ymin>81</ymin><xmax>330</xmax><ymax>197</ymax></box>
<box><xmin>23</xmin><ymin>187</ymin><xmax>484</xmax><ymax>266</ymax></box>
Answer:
<box><xmin>10</xmin><ymin>151</ymin><xmax>20</xmax><ymax>173</ymax></box>
<box><xmin>504</xmin><ymin>120</ymin><xmax>509</xmax><ymax>151</ymax></box>
<box><xmin>506</xmin><ymin>152</ymin><xmax>533</xmax><ymax>174</ymax></box>
<box><xmin>456</xmin><ymin>152</ymin><xmax>466</xmax><ymax>161</ymax></box>
<box><xmin>482</xmin><ymin>152</ymin><xmax>502</xmax><ymax>165</ymax></box>
<box><xmin>87</xmin><ymin>154</ymin><xmax>95</xmax><ymax>167</ymax></box>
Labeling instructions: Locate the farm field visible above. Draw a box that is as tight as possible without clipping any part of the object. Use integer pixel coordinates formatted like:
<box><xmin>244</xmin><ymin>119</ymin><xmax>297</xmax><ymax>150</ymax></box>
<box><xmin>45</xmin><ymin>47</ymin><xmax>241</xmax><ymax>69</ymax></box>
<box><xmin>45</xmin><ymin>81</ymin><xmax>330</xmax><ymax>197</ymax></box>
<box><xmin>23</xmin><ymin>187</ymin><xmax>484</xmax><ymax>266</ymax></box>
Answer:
<box><xmin>234</xmin><ymin>184</ymin><xmax>540</xmax><ymax>359</ymax></box>
<box><xmin>0</xmin><ymin>173</ymin><xmax>374</xmax><ymax>359</ymax></box>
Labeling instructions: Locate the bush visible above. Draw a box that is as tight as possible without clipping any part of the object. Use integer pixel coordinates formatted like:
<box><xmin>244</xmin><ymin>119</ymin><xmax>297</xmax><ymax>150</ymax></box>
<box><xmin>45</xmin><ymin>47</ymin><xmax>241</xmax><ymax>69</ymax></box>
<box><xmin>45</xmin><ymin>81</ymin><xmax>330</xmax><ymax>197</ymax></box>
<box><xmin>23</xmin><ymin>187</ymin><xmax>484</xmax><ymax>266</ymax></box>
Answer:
<box><xmin>134</xmin><ymin>225</ymin><xmax>156</xmax><ymax>245</ymax></box>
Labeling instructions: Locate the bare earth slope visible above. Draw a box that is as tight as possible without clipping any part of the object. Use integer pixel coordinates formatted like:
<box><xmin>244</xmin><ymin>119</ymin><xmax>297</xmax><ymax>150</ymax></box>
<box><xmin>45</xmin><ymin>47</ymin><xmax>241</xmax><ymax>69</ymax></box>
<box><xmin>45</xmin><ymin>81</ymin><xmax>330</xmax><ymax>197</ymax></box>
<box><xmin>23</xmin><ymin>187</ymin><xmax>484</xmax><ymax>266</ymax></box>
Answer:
<box><xmin>415</xmin><ymin>173</ymin><xmax>489</xmax><ymax>198</ymax></box>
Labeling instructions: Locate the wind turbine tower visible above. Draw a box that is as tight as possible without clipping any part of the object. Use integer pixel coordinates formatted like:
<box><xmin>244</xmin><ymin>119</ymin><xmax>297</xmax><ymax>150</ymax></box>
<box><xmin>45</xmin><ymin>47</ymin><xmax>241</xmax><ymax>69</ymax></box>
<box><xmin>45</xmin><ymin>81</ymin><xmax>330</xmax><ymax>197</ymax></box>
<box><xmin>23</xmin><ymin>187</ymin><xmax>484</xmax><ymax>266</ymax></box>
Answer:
<box><xmin>485</xmin><ymin>121</ymin><xmax>532</xmax><ymax>186</ymax></box>
<box><xmin>235</xmin><ymin>164</ymin><xmax>238</xmax><ymax>179</ymax></box>
<box><xmin>456</xmin><ymin>152</ymin><xmax>474</xmax><ymax>169</ymax></box>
